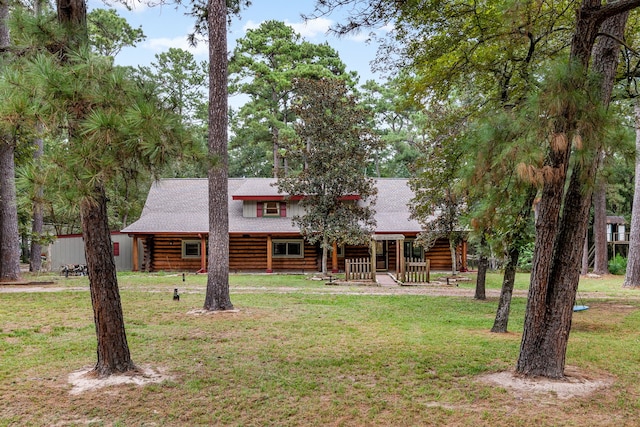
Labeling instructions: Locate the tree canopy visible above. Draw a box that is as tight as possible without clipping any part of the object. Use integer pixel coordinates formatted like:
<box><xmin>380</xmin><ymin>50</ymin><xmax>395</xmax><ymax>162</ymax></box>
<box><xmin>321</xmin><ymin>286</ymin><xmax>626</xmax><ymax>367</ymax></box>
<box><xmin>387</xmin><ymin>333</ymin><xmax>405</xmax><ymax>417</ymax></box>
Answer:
<box><xmin>228</xmin><ymin>20</ymin><xmax>354</xmax><ymax>177</ymax></box>
<box><xmin>277</xmin><ymin>77</ymin><xmax>378</xmax><ymax>274</ymax></box>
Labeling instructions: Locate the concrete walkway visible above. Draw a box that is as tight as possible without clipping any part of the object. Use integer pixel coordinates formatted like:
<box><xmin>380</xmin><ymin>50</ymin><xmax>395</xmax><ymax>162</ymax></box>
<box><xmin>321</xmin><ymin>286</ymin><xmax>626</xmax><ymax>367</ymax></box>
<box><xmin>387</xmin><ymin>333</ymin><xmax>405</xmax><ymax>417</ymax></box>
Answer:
<box><xmin>376</xmin><ymin>273</ymin><xmax>398</xmax><ymax>286</ymax></box>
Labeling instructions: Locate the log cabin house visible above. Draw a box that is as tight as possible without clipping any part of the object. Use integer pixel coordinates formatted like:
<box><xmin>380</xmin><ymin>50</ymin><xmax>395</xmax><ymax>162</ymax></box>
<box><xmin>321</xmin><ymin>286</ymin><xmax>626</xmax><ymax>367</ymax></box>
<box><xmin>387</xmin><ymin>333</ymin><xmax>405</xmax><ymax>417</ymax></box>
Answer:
<box><xmin>121</xmin><ymin>178</ymin><xmax>467</xmax><ymax>274</ymax></box>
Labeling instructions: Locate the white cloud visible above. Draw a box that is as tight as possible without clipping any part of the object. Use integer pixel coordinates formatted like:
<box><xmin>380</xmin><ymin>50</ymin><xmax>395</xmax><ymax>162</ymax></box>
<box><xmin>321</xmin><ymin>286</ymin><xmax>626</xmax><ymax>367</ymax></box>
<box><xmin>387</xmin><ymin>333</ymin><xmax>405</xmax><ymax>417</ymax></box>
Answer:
<box><xmin>343</xmin><ymin>22</ymin><xmax>394</xmax><ymax>43</ymax></box>
<box><xmin>94</xmin><ymin>0</ymin><xmax>150</xmax><ymax>13</ymax></box>
<box><xmin>242</xmin><ymin>17</ymin><xmax>333</xmax><ymax>39</ymax></box>
<box><xmin>144</xmin><ymin>35</ymin><xmax>209</xmax><ymax>58</ymax></box>
<box><xmin>240</xmin><ymin>16</ymin><xmax>391</xmax><ymax>45</ymax></box>
<box><xmin>381</xmin><ymin>22</ymin><xmax>395</xmax><ymax>33</ymax></box>
<box><xmin>345</xmin><ymin>31</ymin><xmax>371</xmax><ymax>43</ymax></box>
<box><xmin>288</xmin><ymin>17</ymin><xmax>333</xmax><ymax>38</ymax></box>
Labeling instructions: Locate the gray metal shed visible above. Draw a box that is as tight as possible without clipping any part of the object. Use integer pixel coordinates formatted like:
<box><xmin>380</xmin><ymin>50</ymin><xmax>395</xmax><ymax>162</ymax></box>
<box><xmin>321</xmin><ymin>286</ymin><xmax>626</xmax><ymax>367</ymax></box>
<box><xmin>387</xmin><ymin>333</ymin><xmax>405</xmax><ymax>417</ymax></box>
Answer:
<box><xmin>48</xmin><ymin>232</ymin><xmax>135</xmax><ymax>272</ymax></box>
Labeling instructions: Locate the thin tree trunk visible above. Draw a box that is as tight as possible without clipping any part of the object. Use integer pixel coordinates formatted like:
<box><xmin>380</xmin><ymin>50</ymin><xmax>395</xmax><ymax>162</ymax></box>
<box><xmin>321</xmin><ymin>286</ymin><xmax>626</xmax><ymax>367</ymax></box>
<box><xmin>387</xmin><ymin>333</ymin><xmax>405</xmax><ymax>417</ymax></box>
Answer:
<box><xmin>272</xmin><ymin>91</ymin><xmax>280</xmax><ymax>178</ymax></box>
<box><xmin>492</xmin><ymin>188</ymin><xmax>535</xmax><ymax>333</ymax></box>
<box><xmin>593</xmin><ymin>165</ymin><xmax>608</xmax><ymax>274</ymax></box>
<box><xmin>29</xmin><ymin>201</ymin><xmax>44</xmax><ymax>272</ymax></box>
<box><xmin>475</xmin><ymin>234</ymin><xmax>488</xmax><ymax>300</ymax></box>
<box><xmin>30</xmin><ymin>128</ymin><xmax>45</xmax><ymax>272</ymax></box>
<box><xmin>81</xmin><ymin>184</ymin><xmax>135</xmax><ymax>377</ymax></box>
<box><xmin>449</xmin><ymin>237</ymin><xmax>457</xmax><ymax>275</ymax></box>
<box><xmin>581</xmin><ymin>233</ymin><xmax>589</xmax><ymax>275</ymax></box>
<box><xmin>623</xmin><ymin>100</ymin><xmax>640</xmax><ymax>287</ymax></box>
<box><xmin>321</xmin><ymin>238</ymin><xmax>328</xmax><ymax>275</ymax></box>
<box><xmin>204</xmin><ymin>0</ymin><xmax>233</xmax><ymax>311</ymax></box>
<box><xmin>491</xmin><ymin>247</ymin><xmax>519</xmax><ymax>333</ymax></box>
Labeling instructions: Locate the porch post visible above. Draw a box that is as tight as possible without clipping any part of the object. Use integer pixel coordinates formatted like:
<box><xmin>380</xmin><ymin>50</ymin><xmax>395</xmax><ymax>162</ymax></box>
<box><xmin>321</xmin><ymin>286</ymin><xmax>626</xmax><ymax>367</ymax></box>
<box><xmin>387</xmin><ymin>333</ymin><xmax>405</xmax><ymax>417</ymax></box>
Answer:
<box><xmin>266</xmin><ymin>235</ymin><xmax>273</xmax><ymax>273</ymax></box>
<box><xmin>461</xmin><ymin>239</ymin><xmax>468</xmax><ymax>271</ymax></box>
<box><xmin>398</xmin><ymin>238</ymin><xmax>405</xmax><ymax>282</ymax></box>
<box><xmin>332</xmin><ymin>242</ymin><xmax>339</xmax><ymax>273</ymax></box>
<box><xmin>132</xmin><ymin>235</ymin><xmax>139</xmax><ymax>272</ymax></box>
<box><xmin>370</xmin><ymin>238</ymin><xmax>377</xmax><ymax>281</ymax></box>
<box><xmin>199</xmin><ymin>234</ymin><xmax>207</xmax><ymax>273</ymax></box>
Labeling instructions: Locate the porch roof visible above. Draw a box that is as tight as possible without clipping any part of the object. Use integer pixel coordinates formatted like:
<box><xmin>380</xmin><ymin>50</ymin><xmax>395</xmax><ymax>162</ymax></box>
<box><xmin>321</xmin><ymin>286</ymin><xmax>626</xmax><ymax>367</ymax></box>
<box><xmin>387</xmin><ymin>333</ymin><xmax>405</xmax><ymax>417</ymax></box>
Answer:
<box><xmin>372</xmin><ymin>234</ymin><xmax>406</xmax><ymax>241</ymax></box>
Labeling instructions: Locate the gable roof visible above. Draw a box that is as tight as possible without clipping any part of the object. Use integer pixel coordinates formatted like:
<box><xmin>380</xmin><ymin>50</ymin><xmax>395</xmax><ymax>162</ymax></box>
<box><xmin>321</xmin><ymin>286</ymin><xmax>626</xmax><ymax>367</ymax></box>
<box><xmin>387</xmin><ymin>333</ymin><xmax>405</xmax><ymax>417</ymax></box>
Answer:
<box><xmin>121</xmin><ymin>178</ymin><xmax>422</xmax><ymax>235</ymax></box>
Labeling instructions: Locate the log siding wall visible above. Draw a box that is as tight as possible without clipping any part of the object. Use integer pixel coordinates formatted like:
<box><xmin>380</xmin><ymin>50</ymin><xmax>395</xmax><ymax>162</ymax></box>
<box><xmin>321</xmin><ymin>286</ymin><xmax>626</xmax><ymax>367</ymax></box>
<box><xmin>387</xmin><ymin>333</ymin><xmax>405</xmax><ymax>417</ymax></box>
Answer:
<box><xmin>142</xmin><ymin>235</ymin><xmax>202</xmax><ymax>272</ymax></box>
<box><xmin>142</xmin><ymin>234</ymin><xmax>319</xmax><ymax>272</ymax></box>
<box><xmin>140</xmin><ymin>235</ymin><xmax>461</xmax><ymax>273</ymax></box>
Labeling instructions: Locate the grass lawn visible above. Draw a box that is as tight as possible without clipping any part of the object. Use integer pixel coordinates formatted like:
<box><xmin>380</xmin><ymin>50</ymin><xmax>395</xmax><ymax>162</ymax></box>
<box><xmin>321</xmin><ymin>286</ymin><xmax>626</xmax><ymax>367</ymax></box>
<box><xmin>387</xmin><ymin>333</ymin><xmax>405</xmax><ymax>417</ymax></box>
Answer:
<box><xmin>1</xmin><ymin>271</ymin><xmax>640</xmax><ymax>426</ymax></box>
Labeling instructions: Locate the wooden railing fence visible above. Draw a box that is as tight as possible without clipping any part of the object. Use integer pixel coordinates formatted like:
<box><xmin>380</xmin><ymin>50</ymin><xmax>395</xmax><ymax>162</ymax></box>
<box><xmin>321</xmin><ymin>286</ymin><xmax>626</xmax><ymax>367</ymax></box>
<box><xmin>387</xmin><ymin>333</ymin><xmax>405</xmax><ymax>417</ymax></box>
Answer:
<box><xmin>404</xmin><ymin>258</ymin><xmax>430</xmax><ymax>283</ymax></box>
<box><xmin>345</xmin><ymin>257</ymin><xmax>373</xmax><ymax>281</ymax></box>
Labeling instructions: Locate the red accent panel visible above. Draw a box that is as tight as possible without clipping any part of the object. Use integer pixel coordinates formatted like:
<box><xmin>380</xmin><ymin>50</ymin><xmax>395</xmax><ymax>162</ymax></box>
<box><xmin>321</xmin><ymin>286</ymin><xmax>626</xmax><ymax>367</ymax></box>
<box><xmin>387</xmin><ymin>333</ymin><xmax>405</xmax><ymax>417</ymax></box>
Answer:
<box><xmin>232</xmin><ymin>194</ymin><xmax>359</xmax><ymax>201</ymax></box>
<box><xmin>257</xmin><ymin>202</ymin><xmax>263</xmax><ymax>217</ymax></box>
<box><xmin>232</xmin><ymin>195</ymin><xmax>286</xmax><ymax>201</ymax></box>
<box><xmin>113</xmin><ymin>242</ymin><xmax>120</xmax><ymax>256</ymax></box>
<box><xmin>280</xmin><ymin>202</ymin><xmax>287</xmax><ymax>217</ymax></box>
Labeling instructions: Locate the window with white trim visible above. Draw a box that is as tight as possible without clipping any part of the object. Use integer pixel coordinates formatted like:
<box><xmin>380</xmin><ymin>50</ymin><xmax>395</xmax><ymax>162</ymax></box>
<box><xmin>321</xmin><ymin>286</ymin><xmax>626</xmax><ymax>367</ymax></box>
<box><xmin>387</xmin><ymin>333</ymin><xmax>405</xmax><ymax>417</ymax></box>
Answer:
<box><xmin>182</xmin><ymin>240</ymin><xmax>201</xmax><ymax>258</ymax></box>
<box><xmin>272</xmin><ymin>239</ymin><xmax>304</xmax><ymax>258</ymax></box>
<box><xmin>263</xmin><ymin>201</ymin><xmax>280</xmax><ymax>217</ymax></box>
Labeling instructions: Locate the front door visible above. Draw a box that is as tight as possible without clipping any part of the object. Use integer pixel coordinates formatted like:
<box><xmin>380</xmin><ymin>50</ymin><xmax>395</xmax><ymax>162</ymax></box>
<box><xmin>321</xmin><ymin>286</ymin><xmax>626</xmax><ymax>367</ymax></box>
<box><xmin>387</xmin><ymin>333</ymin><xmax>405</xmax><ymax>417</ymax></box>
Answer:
<box><xmin>376</xmin><ymin>240</ymin><xmax>387</xmax><ymax>271</ymax></box>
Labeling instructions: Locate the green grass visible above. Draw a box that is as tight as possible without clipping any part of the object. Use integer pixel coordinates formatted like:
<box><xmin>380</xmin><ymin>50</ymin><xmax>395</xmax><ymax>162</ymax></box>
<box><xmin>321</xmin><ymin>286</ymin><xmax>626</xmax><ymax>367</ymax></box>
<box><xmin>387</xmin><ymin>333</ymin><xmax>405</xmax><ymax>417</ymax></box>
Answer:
<box><xmin>1</xmin><ymin>271</ymin><xmax>640</xmax><ymax>426</ymax></box>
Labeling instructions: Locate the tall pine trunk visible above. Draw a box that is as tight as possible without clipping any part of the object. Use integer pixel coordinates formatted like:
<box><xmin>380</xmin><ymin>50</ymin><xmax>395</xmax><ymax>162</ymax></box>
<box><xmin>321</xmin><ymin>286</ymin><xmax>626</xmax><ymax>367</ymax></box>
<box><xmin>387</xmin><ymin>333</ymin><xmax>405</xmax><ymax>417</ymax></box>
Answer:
<box><xmin>204</xmin><ymin>0</ymin><xmax>233</xmax><ymax>311</ymax></box>
<box><xmin>81</xmin><ymin>184</ymin><xmax>135</xmax><ymax>377</ymax></box>
<box><xmin>623</xmin><ymin>100</ymin><xmax>640</xmax><ymax>287</ymax></box>
<box><xmin>517</xmin><ymin>2</ymin><xmax>628</xmax><ymax>378</ymax></box>
<box><xmin>0</xmin><ymin>0</ymin><xmax>20</xmax><ymax>282</ymax></box>
<box><xmin>518</xmin><ymin>165</ymin><xmax>595</xmax><ymax>377</ymax></box>
<box><xmin>0</xmin><ymin>139</ymin><xmax>20</xmax><ymax>281</ymax></box>
<box><xmin>57</xmin><ymin>0</ymin><xmax>135</xmax><ymax>376</ymax></box>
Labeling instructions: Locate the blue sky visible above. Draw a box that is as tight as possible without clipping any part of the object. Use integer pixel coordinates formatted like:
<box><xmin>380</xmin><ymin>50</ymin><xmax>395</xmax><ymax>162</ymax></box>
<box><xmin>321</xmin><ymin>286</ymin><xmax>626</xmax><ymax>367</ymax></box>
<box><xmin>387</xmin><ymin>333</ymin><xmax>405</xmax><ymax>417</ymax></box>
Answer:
<box><xmin>88</xmin><ymin>0</ymin><xmax>390</xmax><ymax>86</ymax></box>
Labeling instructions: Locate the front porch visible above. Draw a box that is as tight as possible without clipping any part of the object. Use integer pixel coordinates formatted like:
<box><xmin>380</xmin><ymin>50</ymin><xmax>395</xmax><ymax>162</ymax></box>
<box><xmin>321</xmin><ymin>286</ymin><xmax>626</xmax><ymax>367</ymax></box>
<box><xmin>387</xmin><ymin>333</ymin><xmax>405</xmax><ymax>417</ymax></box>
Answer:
<box><xmin>343</xmin><ymin>234</ymin><xmax>431</xmax><ymax>284</ymax></box>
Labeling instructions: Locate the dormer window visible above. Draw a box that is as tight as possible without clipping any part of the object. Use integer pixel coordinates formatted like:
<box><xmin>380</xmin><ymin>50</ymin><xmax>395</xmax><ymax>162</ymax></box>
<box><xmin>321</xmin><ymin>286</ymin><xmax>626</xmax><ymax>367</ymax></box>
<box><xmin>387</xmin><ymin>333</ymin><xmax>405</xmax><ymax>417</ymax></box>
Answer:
<box><xmin>255</xmin><ymin>201</ymin><xmax>286</xmax><ymax>217</ymax></box>
<box><xmin>263</xmin><ymin>201</ymin><xmax>280</xmax><ymax>217</ymax></box>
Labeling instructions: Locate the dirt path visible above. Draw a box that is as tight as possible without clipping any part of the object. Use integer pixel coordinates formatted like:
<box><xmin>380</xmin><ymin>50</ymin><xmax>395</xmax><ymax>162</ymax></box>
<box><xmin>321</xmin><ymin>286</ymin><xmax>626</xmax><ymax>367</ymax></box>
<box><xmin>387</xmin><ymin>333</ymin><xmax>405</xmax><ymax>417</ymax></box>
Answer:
<box><xmin>2</xmin><ymin>279</ymin><xmax>638</xmax><ymax>301</ymax></box>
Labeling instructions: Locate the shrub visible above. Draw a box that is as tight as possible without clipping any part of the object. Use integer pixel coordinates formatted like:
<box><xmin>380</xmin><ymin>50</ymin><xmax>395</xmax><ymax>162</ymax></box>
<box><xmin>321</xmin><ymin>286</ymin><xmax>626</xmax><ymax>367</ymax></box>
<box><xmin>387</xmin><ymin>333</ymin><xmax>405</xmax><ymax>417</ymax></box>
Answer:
<box><xmin>608</xmin><ymin>254</ymin><xmax>627</xmax><ymax>275</ymax></box>
<box><xmin>517</xmin><ymin>242</ymin><xmax>535</xmax><ymax>272</ymax></box>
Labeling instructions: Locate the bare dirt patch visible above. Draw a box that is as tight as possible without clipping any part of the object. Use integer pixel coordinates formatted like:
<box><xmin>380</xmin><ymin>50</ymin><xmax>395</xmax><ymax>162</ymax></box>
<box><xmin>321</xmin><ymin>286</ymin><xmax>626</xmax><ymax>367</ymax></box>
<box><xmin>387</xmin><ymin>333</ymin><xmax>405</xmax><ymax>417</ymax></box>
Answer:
<box><xmin>68</xmin><ymin>365</ymin><xmax>172</xmax><ymax>395</ymax></box>
<box><xmin>187</xmin><ymin>308</ymin><xmax>241</xmax><ymax>316</ymax></box>
<box><xmin>479</xmin><ymin>366</ymin><xmax>615</xmax><ymax>401</ymax></box>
